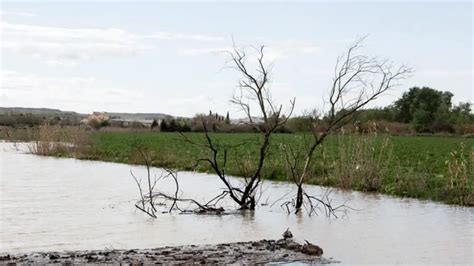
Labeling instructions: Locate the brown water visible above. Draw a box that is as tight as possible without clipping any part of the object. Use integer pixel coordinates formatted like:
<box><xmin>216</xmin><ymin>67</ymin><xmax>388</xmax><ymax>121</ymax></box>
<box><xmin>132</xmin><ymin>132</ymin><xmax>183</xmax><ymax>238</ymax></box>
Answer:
<box><xmin>0</xmin><ymin>142</ymin><xmax>472</xmax><ymax>265</ymax></box>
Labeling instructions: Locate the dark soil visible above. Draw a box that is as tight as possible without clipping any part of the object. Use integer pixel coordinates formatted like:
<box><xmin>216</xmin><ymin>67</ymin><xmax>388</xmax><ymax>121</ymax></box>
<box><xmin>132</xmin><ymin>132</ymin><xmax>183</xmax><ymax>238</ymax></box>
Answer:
<box><xmin>0</xmin><ymin>239</ymin><xmax>334</xmax><ymax>264</ymax></box>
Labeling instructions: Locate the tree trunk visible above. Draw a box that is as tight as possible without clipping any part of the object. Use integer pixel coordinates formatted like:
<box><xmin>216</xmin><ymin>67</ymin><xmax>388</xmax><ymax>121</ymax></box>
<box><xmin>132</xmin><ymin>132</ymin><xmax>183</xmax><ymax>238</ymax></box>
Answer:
<box><xmin>295</xmin><ymin>185</ymin><xmax>303</xmax><ymax>213</ymax></box>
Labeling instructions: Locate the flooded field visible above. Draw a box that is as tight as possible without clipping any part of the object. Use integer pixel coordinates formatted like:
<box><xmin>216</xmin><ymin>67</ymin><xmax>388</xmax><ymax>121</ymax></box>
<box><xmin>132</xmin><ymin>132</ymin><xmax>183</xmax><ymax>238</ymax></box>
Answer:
<box><xmin>0</xmin><ymin>142</ymin><xmax>472</xmax><ymax>264</ymax></box>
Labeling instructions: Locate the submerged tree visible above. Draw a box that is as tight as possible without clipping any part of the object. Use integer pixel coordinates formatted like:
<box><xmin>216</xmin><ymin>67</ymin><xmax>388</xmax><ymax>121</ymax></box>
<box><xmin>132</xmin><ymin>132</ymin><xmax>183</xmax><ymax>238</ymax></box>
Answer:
<box><xmin>182</xmin><ymin>45</ymin><xmax>295</xmax><ymax>210</ymax></box>
<box><xmin>284</xmin><ymin>37</ymin><xmax>412</xmax><ymax>214</ymax></box>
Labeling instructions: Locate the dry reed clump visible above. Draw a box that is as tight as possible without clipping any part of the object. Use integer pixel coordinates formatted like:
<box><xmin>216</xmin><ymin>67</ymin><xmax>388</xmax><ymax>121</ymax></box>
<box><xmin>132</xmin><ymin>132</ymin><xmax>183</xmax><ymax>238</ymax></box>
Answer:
<box><xmin>445</xmin><ymin>143</ymin><xmax>473</xmax><ymax>205</ymax></box>
<box><xmin>28</xmin><ymin>122</ymin><xmax>93</xmax><ymax>157</ymax></box>
<box><xmin>453</xmin><ymin>123</ymin><xmax>474</xmax><ymax>136</ymax></box>
<box><xmin>323</xmin><ymin>123</ymin><xmax>394</xmax><ymax>192</ymax></box>
<box><xmin>375</xmin><ymin>121</ymin><xmax>414</xmax><ymax>135</ymax></box>
<box><xmin>0</xmin><ymin>126</ymin><xmax>36</xmax><ymax>142</ymax></box>
<box><xmin>336</xmin><ymin>120</ymin><xmax>414</xmax><ymax>136</ymax></box>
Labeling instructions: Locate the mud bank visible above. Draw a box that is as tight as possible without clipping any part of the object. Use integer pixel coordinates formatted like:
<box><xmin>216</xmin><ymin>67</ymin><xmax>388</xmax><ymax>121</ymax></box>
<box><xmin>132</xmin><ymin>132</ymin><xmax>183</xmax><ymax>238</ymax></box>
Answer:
<box><xmin>0</xmin><ymin>239</ymin><xmax>333</xmax><ymax>265</ymax></box>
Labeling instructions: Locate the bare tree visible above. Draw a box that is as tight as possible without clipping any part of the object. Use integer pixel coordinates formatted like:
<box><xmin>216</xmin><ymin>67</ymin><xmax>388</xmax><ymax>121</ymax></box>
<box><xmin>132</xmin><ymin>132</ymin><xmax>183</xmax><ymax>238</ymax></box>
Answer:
<box><xmin>286</xmin><ymin>37</ymin><xmax>412</xmax><ymax>213</ymax></box>
<box><xmin>182</xmin><ymin>45</ymin><xmax>295</xmax><ymax>210</ymax></box>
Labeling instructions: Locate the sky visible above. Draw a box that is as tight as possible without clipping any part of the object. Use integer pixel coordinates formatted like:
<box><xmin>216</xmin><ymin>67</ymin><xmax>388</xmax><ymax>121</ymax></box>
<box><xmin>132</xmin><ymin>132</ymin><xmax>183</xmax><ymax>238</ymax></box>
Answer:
<box><xmin>0</xmin><ymin>1</ymin><xmax>472</xmax><ymax>117</ymax></box>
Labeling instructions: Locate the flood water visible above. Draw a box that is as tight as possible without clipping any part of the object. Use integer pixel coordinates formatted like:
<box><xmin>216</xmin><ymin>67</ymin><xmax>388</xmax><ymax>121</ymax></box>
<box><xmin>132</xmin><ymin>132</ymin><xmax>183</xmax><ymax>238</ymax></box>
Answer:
<box><xmin>0</xmin><ymin>142</ymin><xmax>472</xmax><ymax>265</ymax></box>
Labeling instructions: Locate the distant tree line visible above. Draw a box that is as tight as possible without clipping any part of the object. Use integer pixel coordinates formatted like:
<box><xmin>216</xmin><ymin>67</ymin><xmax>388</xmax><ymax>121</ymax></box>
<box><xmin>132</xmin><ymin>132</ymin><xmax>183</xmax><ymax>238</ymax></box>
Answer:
<box><xmin>2</xmin><ymin>87</ymin><xmax>472</xmax><ymax>134</ymax></box>
<box><xmin>351</xmin><ymin>87</ymin><xmax>473</xmax><ymax>133</ymax></box>
<box><xmin>392</xmin><ymin>87</ymin><xmax>472</xmax><ymax>132</ymax></box>
<box><xmin>0</xmin><ymin>113</ymin><xmax>82</xmax><ymax>127</ymax></box>
<box><xmin>287</xmin><ymin>87</ymin><xmax>473</xmax><ymax>134</ymax></box>
<box><xmin>160</xmin><ymin>118</ymin><xmax>191</xmax><ymax>132</ymax></box>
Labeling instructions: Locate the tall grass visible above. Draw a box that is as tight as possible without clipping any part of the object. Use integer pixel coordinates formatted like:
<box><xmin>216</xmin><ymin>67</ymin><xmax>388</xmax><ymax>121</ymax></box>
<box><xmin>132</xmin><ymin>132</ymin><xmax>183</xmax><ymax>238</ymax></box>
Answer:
<box><xmin>445</xmin><ymin>143</ymin><xmax>473</xmax><ymax>205</ymax></box>
<box><xmin>316</xmin><ymin>128</ymin><xmax>473</xmax><ymax>205</ymax></box>
<box><xmin>321</xmin><ymin>125</ymin><xmax>394</xmax><ymax>192</ymax></box>
<box><xmin>6</xmin><ymin>122</ymin><xmax>95</xmax><ymax>157</ymax></box>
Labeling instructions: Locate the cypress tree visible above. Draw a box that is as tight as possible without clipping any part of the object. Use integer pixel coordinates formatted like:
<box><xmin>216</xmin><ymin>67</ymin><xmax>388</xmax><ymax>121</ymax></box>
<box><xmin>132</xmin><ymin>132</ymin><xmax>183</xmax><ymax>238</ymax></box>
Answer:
<box><xmin>225</xmin><ymin>112</ymin><xmax>230</xmax><ymax>124</ymax></box>
<box><xmin>168</xmin><ymin>119</ymin><xmax>177</xmax><ymax>131</ymax></box>
<box><xmin>151</xmin><ymin>119</ymin><xmax>158</xmax><ymax>129</ymax></box>
<box><xmin>160</xmin><ymin>120</ymin><xmax>168</xmax><ymax>132</ymax></box>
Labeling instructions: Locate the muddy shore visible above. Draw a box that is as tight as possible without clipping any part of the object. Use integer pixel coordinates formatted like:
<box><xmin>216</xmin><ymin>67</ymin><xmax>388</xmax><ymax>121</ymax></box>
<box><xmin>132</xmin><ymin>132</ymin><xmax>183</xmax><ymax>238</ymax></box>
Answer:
<box><xmin>0</xmin><ymin>239</ymin><xmax>333</xmax><ymax>264</ymax></box>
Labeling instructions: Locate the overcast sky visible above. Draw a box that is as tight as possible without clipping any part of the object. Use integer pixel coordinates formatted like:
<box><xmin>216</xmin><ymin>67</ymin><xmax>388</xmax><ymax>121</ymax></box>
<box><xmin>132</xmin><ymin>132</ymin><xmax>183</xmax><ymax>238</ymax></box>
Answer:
<box><xmin>0</xmin><ymin>1</ymin><xmax>472</xmax><ymax>117</ymax></box>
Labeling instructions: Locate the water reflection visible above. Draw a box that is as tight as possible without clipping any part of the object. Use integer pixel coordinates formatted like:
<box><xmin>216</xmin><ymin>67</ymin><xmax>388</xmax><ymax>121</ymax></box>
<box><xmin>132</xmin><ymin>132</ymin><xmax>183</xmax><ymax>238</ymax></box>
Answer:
<box><xmin>0</xmin><ymin>142</ymin><xmax>472</xmax><ymax>264</ymax></box>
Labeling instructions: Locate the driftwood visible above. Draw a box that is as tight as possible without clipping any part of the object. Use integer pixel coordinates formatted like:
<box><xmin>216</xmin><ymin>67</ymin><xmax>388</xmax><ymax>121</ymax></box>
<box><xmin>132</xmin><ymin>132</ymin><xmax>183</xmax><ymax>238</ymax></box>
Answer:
<box><xmin>130</xmin><ymin>139</ymin><xmax>228</xmax><ymax>217</ymax></box>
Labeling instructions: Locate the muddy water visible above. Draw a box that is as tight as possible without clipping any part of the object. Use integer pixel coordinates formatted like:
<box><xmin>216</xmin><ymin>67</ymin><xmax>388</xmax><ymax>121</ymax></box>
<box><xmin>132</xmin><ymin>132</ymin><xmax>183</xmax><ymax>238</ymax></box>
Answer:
<box><xmin>0</xmin><ymin>142</ymin><xmax>472</xmax><ymax>264</ymax></box>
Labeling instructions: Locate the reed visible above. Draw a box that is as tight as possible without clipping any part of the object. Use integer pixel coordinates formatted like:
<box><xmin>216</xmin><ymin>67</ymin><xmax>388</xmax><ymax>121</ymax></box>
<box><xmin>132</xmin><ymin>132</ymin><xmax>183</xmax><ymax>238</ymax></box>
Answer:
<box><xmin>322</xmin><ymin>123</ymin><xmax>394</xmax><ymax>192</ymax></box>
<box><xmin>445</xmin><ymin>143</ymin><xmax>473</xmax><ymax>205</ymax></box>
<box><xmin>25</xmin><ymin>122</ymin><xmax>93</xmax><ymax>157</ymax></box>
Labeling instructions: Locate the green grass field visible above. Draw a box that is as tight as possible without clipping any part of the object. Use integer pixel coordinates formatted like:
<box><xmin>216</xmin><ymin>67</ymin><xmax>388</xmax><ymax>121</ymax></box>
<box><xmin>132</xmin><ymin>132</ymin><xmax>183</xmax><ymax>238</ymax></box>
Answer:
<box><xmin>72</xmin><ymin>132</ymin><xmax>472</xmax><ymax>205</ymax></box>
